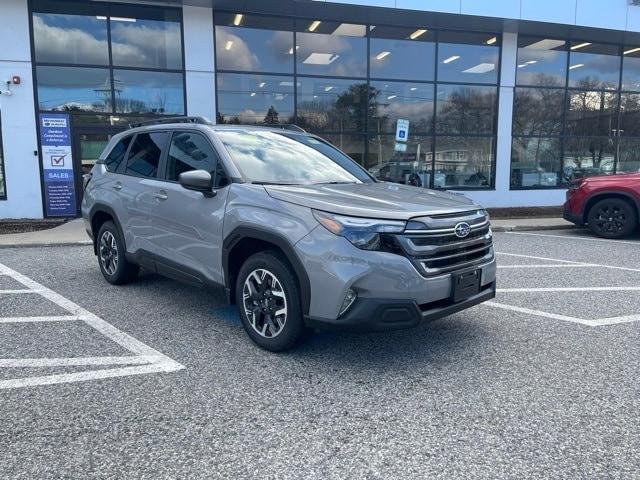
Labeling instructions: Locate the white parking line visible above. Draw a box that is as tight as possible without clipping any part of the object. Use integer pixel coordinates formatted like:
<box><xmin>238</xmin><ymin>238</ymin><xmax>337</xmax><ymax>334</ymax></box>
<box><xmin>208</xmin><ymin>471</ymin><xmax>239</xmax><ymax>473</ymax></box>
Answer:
<box><xmin>0</xmin><ymin>315</ymin><xmax>81</xmax><ymax>323</ymax></box>
<box><xmin>506</xmin><ymin>231</ymin><xmax>640</xmax><ymax>246</ymax></box>
<box><xmin>499</xmin><ymin>286</ymin><xmax>640</xmax><ymax>293</ymax></box>
<box><xmin>0</xmin><ymin>289</ymin><xmax>46</xmax><ymax>294</ymax></box>
<box><xmin>496</xmin><ymin>252</ymin><xmax>640</xmax><ymax>273</ymax></box>
<box><xmin>498</xmin><ymin>264</ymin><xmax>596</xmax><ymax>269</ymax></box>
<box><xmin>0</xmin><ymin>262</ymin><xmax>184</xmax><ymax>390</ymax></box>
<box><xmin>488</xmin><ymin>251</ymin><xmax>640</xmax><ymax>328</ymax></box>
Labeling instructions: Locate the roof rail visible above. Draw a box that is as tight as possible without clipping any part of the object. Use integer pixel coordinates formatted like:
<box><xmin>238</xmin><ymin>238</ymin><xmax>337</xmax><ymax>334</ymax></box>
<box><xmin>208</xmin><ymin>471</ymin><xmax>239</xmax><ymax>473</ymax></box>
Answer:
<box><xmin>128</xmin><ymin>116</ymin><xmax>212</xmax><ymax>129</ymax></box>
<box><xmin>274</xmin><ymin>124</ymin><xmax>306</xmax><ymax>133</ymax></box>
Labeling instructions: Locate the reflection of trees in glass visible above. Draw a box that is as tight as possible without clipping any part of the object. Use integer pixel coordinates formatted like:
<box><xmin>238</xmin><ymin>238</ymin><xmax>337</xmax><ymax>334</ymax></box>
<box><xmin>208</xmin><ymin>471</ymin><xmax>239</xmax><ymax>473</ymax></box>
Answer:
<box><xmin>513</xmin><ymin>88</ymin><xmax>564</xmax><ymax>136</ymax></box>
<box><xmin>564</xmin><ymin>137</ymin><xmax>614</xmax><ymax>173</ymax></box>
<box><xmin>567</xmin><ymin>80</ymin><xmax>616</xmax><ymax>137</ymax></box>
<box><xmin>436</xmin><ymin>87</ymin><xmax>495</xmax><ymax>134</ymax></box>
<box><xmin>296</xmin><ymin>83</ymin><xmax>376</xmax><ymax>132</ymax></box>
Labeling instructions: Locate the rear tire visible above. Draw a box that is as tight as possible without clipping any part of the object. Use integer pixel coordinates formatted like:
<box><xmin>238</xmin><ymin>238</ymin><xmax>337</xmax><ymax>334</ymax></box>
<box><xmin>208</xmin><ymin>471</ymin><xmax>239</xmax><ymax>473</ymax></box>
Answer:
<box><xmin>587</xmin><ymin>198</ymin><xmax>637</xmax><ymax>239</ymax></box>
<box><xmin>236</xmin><ymin>251</ymin><xmax>311</xmax><ymax>352</ymax></box>
<box><xmin>96</xmin><ymin>221</ymin><xmax>139</xmax><ymax>284</ymax></box>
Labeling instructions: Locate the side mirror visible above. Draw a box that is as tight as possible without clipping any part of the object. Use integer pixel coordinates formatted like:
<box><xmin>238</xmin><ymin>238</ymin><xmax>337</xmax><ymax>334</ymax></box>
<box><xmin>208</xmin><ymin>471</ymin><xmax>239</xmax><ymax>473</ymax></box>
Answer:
<box><xmin>178</xmin><ymin>170</ymin><xmax>216</xmax><ymax>197</ymax></box>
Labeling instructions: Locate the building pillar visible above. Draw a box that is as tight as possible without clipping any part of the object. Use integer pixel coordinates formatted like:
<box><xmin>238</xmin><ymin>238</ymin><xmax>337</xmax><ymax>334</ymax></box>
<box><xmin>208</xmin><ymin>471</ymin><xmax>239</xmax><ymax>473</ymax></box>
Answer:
<box><xmin>494</xmin><ymin>32</ymin><xmax>517</xmax><ymax>198</ymax></box>
<box><xmin>0</xmin><ymin>0</ymin><xmax>43</xmax><ymax>219</ymax></box>
<box><xmin>183</xmin><ymin>6</ymin><xmax>216</xmax><ymax>122</ymax></box>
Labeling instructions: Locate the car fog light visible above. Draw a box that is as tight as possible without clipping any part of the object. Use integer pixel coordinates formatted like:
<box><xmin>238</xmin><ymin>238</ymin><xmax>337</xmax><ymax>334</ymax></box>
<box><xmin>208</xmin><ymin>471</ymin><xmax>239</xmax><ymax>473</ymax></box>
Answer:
<box><xmin>339</xmin><ymin>289</ymin><xmax>357</xmax><ymax>316</ymax></box>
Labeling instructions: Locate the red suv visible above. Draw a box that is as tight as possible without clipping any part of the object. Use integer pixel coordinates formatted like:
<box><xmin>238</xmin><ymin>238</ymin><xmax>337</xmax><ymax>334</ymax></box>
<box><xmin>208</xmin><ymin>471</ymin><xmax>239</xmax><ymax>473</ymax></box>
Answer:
<box><xmin>564</xmin><ymin>173</ymin><xmax>640</xmax><ymax>239</ymax></box>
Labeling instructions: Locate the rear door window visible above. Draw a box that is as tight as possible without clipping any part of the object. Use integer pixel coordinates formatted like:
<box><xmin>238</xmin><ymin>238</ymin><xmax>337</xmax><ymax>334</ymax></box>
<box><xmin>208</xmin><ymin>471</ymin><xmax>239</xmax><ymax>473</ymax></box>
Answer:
<box><xmin>124</xmin><ymin>132</ymin><xmax>168</xmax><ymax>178</ymax></box>
<box><xmin>104</xmin><ymin>136</ymin><xmax>132</xmax><ymax>173</ymax></box>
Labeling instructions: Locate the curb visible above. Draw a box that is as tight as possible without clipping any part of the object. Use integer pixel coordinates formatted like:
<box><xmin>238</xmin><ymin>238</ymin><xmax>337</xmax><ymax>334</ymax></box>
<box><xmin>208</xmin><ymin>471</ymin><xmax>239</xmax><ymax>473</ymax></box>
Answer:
<box><xmin>0</xmin><ymin>240</ymin><xmax>93</xmax><ymax>249</ymax></box>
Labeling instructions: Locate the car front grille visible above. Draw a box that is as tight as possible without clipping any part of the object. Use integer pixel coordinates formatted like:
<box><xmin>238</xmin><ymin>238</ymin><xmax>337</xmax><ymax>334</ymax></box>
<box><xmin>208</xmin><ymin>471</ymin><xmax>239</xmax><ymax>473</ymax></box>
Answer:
<box><xmin>392</xmin><ymin>210</ymin><xmax>494</xmax><ymax>277</ymax></box>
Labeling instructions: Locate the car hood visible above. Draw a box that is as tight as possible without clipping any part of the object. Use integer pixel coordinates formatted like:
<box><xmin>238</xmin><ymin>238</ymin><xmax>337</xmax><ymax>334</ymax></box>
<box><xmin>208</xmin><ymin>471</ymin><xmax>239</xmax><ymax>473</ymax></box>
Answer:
<box><xmin>264</xmin><ymin>182</ymin><xmax>480</xmax><ymax>220</ymax></box>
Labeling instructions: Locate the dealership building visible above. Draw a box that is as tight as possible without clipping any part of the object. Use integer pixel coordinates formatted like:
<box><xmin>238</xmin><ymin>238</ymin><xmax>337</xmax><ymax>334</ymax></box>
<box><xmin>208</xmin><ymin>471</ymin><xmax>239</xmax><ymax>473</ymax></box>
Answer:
<box><xmin>1</xmin><ymin>0</ymin><xmax>640</xmax><ymax>218</ymax></box>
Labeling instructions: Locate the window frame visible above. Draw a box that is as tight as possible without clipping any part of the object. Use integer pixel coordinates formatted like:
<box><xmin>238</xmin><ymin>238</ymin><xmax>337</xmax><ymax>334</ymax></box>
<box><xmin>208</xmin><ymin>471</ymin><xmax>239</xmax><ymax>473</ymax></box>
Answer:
<box><xmin>161</xmin><ymin>129</ymin><xmax>230</xmax><ymax>188</ymax></box>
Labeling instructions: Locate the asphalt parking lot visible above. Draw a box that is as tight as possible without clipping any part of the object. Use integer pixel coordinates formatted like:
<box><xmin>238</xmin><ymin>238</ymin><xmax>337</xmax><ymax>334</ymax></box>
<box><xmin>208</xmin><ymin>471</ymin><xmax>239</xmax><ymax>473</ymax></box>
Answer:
<box><xmin>1</xmin><ymin>229</ymin><xmax>639</xmax><ymax>479</ymax></box>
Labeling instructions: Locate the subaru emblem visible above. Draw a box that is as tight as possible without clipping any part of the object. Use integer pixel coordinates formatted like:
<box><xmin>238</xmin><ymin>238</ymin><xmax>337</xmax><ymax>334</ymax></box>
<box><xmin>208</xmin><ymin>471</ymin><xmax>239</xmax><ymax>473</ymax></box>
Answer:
<box><xmin>454</xmin><ymin>222</ymin><xmax>471</xmax><ymax>238</ymax></box>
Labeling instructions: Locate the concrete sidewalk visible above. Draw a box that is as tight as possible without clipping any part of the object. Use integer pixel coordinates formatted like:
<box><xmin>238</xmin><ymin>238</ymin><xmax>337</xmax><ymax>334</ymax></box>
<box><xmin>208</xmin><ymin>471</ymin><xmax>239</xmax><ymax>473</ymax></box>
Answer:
<box><xmin>0</xmin><ymin>219</ymin><xmax>92</xmax><ymax>248</ymax></box>
<box><xmin>0</xmin><ymin>216</ymin><xmax>575</xmax><ymax>248</ymax></box>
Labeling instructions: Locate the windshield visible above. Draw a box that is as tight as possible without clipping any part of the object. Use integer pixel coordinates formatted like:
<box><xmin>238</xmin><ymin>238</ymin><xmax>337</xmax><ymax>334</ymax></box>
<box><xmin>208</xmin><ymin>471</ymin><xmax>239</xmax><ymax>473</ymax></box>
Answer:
<box><xmin>216</xmin><ymin>130</ymin><xmax>373</xmax><ymax>185</ymax></box>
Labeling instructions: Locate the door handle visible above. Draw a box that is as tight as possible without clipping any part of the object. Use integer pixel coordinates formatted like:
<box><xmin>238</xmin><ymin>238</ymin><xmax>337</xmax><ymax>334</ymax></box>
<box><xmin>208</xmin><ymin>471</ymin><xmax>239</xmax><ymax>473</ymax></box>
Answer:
<box><xmin>112</xmin><ymin>183</ymin><xmax>122</xmax><ymax>191</ymax></box>
<box><xmin>153</xmin><ymin>191</ymin><xmax>168</xmax><ymax>201</ymax></box>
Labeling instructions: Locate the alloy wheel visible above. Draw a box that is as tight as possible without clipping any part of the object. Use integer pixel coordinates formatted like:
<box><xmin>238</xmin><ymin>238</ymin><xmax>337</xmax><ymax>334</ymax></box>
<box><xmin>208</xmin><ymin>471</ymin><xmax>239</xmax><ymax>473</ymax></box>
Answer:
<box><xmin>242</xmin><ymin>268</ymin><xmax>288</xmax><ymax>338</ymax></box>
<box><xmin>593</xmin><ymin>204</ymin><xmax>627</xmax><ymax>234</ymax></box>
<box><xmin>99</xmin><ymin>231</ymin><xmax>119</xmax><ymax>276</ymax></box>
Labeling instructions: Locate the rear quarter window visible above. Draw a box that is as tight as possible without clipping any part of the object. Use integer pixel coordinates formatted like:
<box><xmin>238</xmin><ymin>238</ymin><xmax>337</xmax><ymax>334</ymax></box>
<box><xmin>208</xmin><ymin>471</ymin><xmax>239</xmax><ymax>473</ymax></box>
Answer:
<box><xmin>103</xmin><ymin>136</ymin><xmax>132</xmax><ymax>173</ymax></box>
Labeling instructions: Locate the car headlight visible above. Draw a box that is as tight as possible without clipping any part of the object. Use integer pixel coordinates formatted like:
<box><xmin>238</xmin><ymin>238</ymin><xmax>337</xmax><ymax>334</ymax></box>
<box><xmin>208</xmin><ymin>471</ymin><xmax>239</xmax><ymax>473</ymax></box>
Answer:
<box><xmin>312</xmin><ymin>210</ymin><xmax>406</xmax><ymax>250</ymax></box>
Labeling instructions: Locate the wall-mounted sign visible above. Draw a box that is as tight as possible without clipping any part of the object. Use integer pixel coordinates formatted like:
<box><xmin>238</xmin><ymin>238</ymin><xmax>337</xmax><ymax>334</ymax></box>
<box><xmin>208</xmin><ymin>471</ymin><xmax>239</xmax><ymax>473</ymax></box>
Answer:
<box><xmin>395</xmin><ymin>119</ymin><xmax>409</xmax><ymax>142</ymax></box>
<box><xmin>39</xmin><ymin>113</ymin><xmax>76</xmax><ymax>217</ymax></box>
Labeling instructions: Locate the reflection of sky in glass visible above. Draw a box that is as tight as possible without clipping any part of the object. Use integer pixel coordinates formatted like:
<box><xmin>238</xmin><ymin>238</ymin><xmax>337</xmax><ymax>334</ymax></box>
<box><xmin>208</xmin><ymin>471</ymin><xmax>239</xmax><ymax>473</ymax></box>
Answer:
<box><xmin>111</xmin><ymin>19</ymin><xmax>182</xmax><ymax>69</ymax></box>
<box><xmin>516</xmin><ymin>48</ymin><xmax>567</xmax><ymax>87</ymax></box>
<box><xmin>370</xmin><ymin>81</ymin><xmax>434</xmax><ymax>133</ymax></box>
<box><xmin>37</xmin><ymin>66</ymin><xmax>111</xmax><ymax>112</ymax></box>
<box><xmin>569</xmin><ymin>52</ymin><xmax>620</xmax><ymax>89</ymax></box>
<box><xmin>34</xmin><ymin>14</ymin><xmax>109</xmax><ymax>64</ymax></box>
<box><xmin>33</xmin><ymin>12</ymin><xmax>182</xmax><ymax>69</ymax></box>
<box><xmin>370</xmin><ymin>38</ymin><xmax>435</xmax><ymax>81</ymax></box>
<box><xmin>114</xmin><ymin>70</ymin><xmax>184</xmax><ymax>114</ymax></box>
<box><xmin>438</xmin><ymin>43</ymin><xmax>499</xmax><ymax>84</ymax></box>
<box><xmin>216</xmin><ymin>26</ymin><xmax>293</xmax><ymax>73</ymax></box>
<box><xmin>217</xmin><ymin>73</ymin><xmax>294</xmax><ymax>124</ymax></box>
<box><xmin>217</xmin><ymin>130</ymin><xmax>361</xmax><ymax>183</ymax></box>
<box><xmin>297</xmin><ymin>32</ymin><xmax>367</xmax><ymax>78</ymax></box>
<box><xmin>622</xmin><ymin>56</ymin><xmax>640</xmax><ymax>92</ymax></box>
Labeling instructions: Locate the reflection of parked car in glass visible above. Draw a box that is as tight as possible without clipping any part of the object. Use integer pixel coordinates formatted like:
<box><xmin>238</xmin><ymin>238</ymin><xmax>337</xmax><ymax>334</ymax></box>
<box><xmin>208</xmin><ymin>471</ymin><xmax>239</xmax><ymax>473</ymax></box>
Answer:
<box><xmin>564</xmin><ymin>172</ymin><xmax>640</xmax><ymax>238</ymax></box>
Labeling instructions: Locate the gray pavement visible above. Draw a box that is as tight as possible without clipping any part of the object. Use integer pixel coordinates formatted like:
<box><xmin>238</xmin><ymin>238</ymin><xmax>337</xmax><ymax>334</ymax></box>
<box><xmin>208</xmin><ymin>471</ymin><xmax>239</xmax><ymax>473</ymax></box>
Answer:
<box><xmin>0</xmin><ymin>229</ymin><xmax>639</xmax><ymax>479</ymax></box>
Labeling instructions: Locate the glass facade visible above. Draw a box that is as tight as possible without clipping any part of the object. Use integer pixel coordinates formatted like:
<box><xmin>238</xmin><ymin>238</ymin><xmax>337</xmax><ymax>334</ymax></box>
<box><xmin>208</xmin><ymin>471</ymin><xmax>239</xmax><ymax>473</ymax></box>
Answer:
<box><xmin>512</xmin><ymin>37</ymin><xmax>640</xmax><ymax>188</ymax></box>
<box><xmin>215</xmin><ymin>13</ymin><xmax>500</xmax><ymax>190</ymax></box>
<box><xmin>32</xmin><ymin>0</ymin><xmax>185</xmax><ymax>117</ymax></box>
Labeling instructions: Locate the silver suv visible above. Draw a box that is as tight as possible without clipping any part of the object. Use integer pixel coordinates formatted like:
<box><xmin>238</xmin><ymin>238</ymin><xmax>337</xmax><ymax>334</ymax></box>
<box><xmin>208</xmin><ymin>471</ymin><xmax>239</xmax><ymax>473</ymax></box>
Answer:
<box><xmin>82</xmin><ymin>117</ymin><xmax>496</xmax><ymax>351</ymax></box>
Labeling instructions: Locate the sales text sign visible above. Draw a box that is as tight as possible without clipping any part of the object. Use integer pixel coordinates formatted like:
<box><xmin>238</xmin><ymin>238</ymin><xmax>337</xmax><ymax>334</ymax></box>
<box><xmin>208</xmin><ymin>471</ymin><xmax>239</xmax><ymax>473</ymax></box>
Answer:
<box><xmin>40</xmin><ymin>113</ymin><xmax>76</xmax><ymax>216</ymax></box>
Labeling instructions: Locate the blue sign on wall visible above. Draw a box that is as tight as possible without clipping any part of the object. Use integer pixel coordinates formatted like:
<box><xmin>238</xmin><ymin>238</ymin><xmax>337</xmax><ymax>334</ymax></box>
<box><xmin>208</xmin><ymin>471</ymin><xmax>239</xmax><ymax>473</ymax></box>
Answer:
<box><xmin>39</xmin><ymin>113</ymin><xmax>76</xmax><ymax>217</ymax></box>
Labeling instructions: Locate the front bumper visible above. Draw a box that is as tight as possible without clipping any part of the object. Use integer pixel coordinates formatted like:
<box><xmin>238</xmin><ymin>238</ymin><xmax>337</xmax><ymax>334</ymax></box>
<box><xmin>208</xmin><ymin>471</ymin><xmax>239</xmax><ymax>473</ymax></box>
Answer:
<box><xmin>305</xmin><ymin>280</ymin><xmax>496</xmax><ymax>331</ymax></box>
<box><xmin>295</xmin><ymin>225</ymin><xmax>497</xmax><ymax>330</ymax></box>
<box><xmin>562</xmin><ymin>203</ymin><xmax>584</xmax><ymax>225</ymax></box>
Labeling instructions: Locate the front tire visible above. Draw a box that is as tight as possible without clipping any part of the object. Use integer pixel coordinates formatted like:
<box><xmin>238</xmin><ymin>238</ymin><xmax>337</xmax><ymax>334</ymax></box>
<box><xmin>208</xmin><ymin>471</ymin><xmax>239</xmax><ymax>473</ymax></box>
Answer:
<box><xmin>587</xmin><ymin>198</ymin><xmax>637</xmax><ymax>239</ymax></box>
<box><xmin>96</xmin><ymin>221</ymin><xmax>139</xmax><ymax>284</ymax></box>
<box><xmin>236</xmin><ymin>251</ymin><xmax>311</xmax><ymax>352</ymax></box>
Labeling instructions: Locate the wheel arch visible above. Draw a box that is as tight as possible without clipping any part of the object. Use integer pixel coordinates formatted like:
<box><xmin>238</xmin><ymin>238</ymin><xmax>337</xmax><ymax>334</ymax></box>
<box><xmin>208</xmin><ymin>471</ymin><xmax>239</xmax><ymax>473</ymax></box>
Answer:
<box><xmin>223</xmin><ymin>227</ymin><xmax>311</xmax><ymax>315</ymax></box>
<box><xmin>89</xmin><ymin>204</ymin><xmax>125</xmax><ymax>255</ymax></box>
<box><xmin>583</xmin><ymin>191</ymin><xmax>640</xmax><ymax>224</ymax></box>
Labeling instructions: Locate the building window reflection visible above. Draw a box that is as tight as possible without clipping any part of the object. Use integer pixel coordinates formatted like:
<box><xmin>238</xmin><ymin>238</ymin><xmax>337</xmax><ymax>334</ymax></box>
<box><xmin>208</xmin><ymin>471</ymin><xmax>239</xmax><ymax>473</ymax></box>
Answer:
<box><xmin>216</xmin><ymin>73</ymin><xmax>294</xmax><ymax>125</ymax></box>
<box><xmin>512</xmin><ymin>36</ymin><xmax>639</xmax><ymax>187</ymax></box>
<box><xmin>214</xmin><ymin>13</ymin><xmax>499</xmax><ymax>190</ymax></box>
<box><xmin>32</xmin><ymin>0</ymin><xmax>185</xmax><ymax>119</ymax></box>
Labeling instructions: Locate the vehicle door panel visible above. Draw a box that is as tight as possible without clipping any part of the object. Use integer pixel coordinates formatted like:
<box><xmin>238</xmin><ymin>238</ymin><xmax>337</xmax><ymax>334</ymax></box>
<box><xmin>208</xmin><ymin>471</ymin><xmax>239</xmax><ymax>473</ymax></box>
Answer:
<box><xmin>149</xmin><ymin>130</ymin><xmax>229</xmax><ymax>285</ymax></box>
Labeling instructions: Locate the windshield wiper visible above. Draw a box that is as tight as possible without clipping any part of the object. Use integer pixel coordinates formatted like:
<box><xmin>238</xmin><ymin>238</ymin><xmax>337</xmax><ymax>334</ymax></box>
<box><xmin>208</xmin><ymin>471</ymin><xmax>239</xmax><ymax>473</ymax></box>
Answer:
<box><xmin>311</xmin><ymin>181</ymin><xmax>359</xmax><ymax>185</ymax></box>
<box><xmin>251</xmin><ymin>181</ymin><xmax>301</xmax><ymax>185</ymax></box>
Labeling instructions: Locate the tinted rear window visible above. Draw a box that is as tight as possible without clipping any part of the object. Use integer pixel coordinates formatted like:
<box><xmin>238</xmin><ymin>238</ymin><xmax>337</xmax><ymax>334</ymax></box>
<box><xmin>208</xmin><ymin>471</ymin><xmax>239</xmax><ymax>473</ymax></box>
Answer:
<box><xmin>104</xmin><ymin>136</ymin><xmax>132</xmax><ymax>173</ymax></box>
<box><xmin>124</xmin><ymin>132</ymin><xmax>168</xmax><ymax>178</ymax></box>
